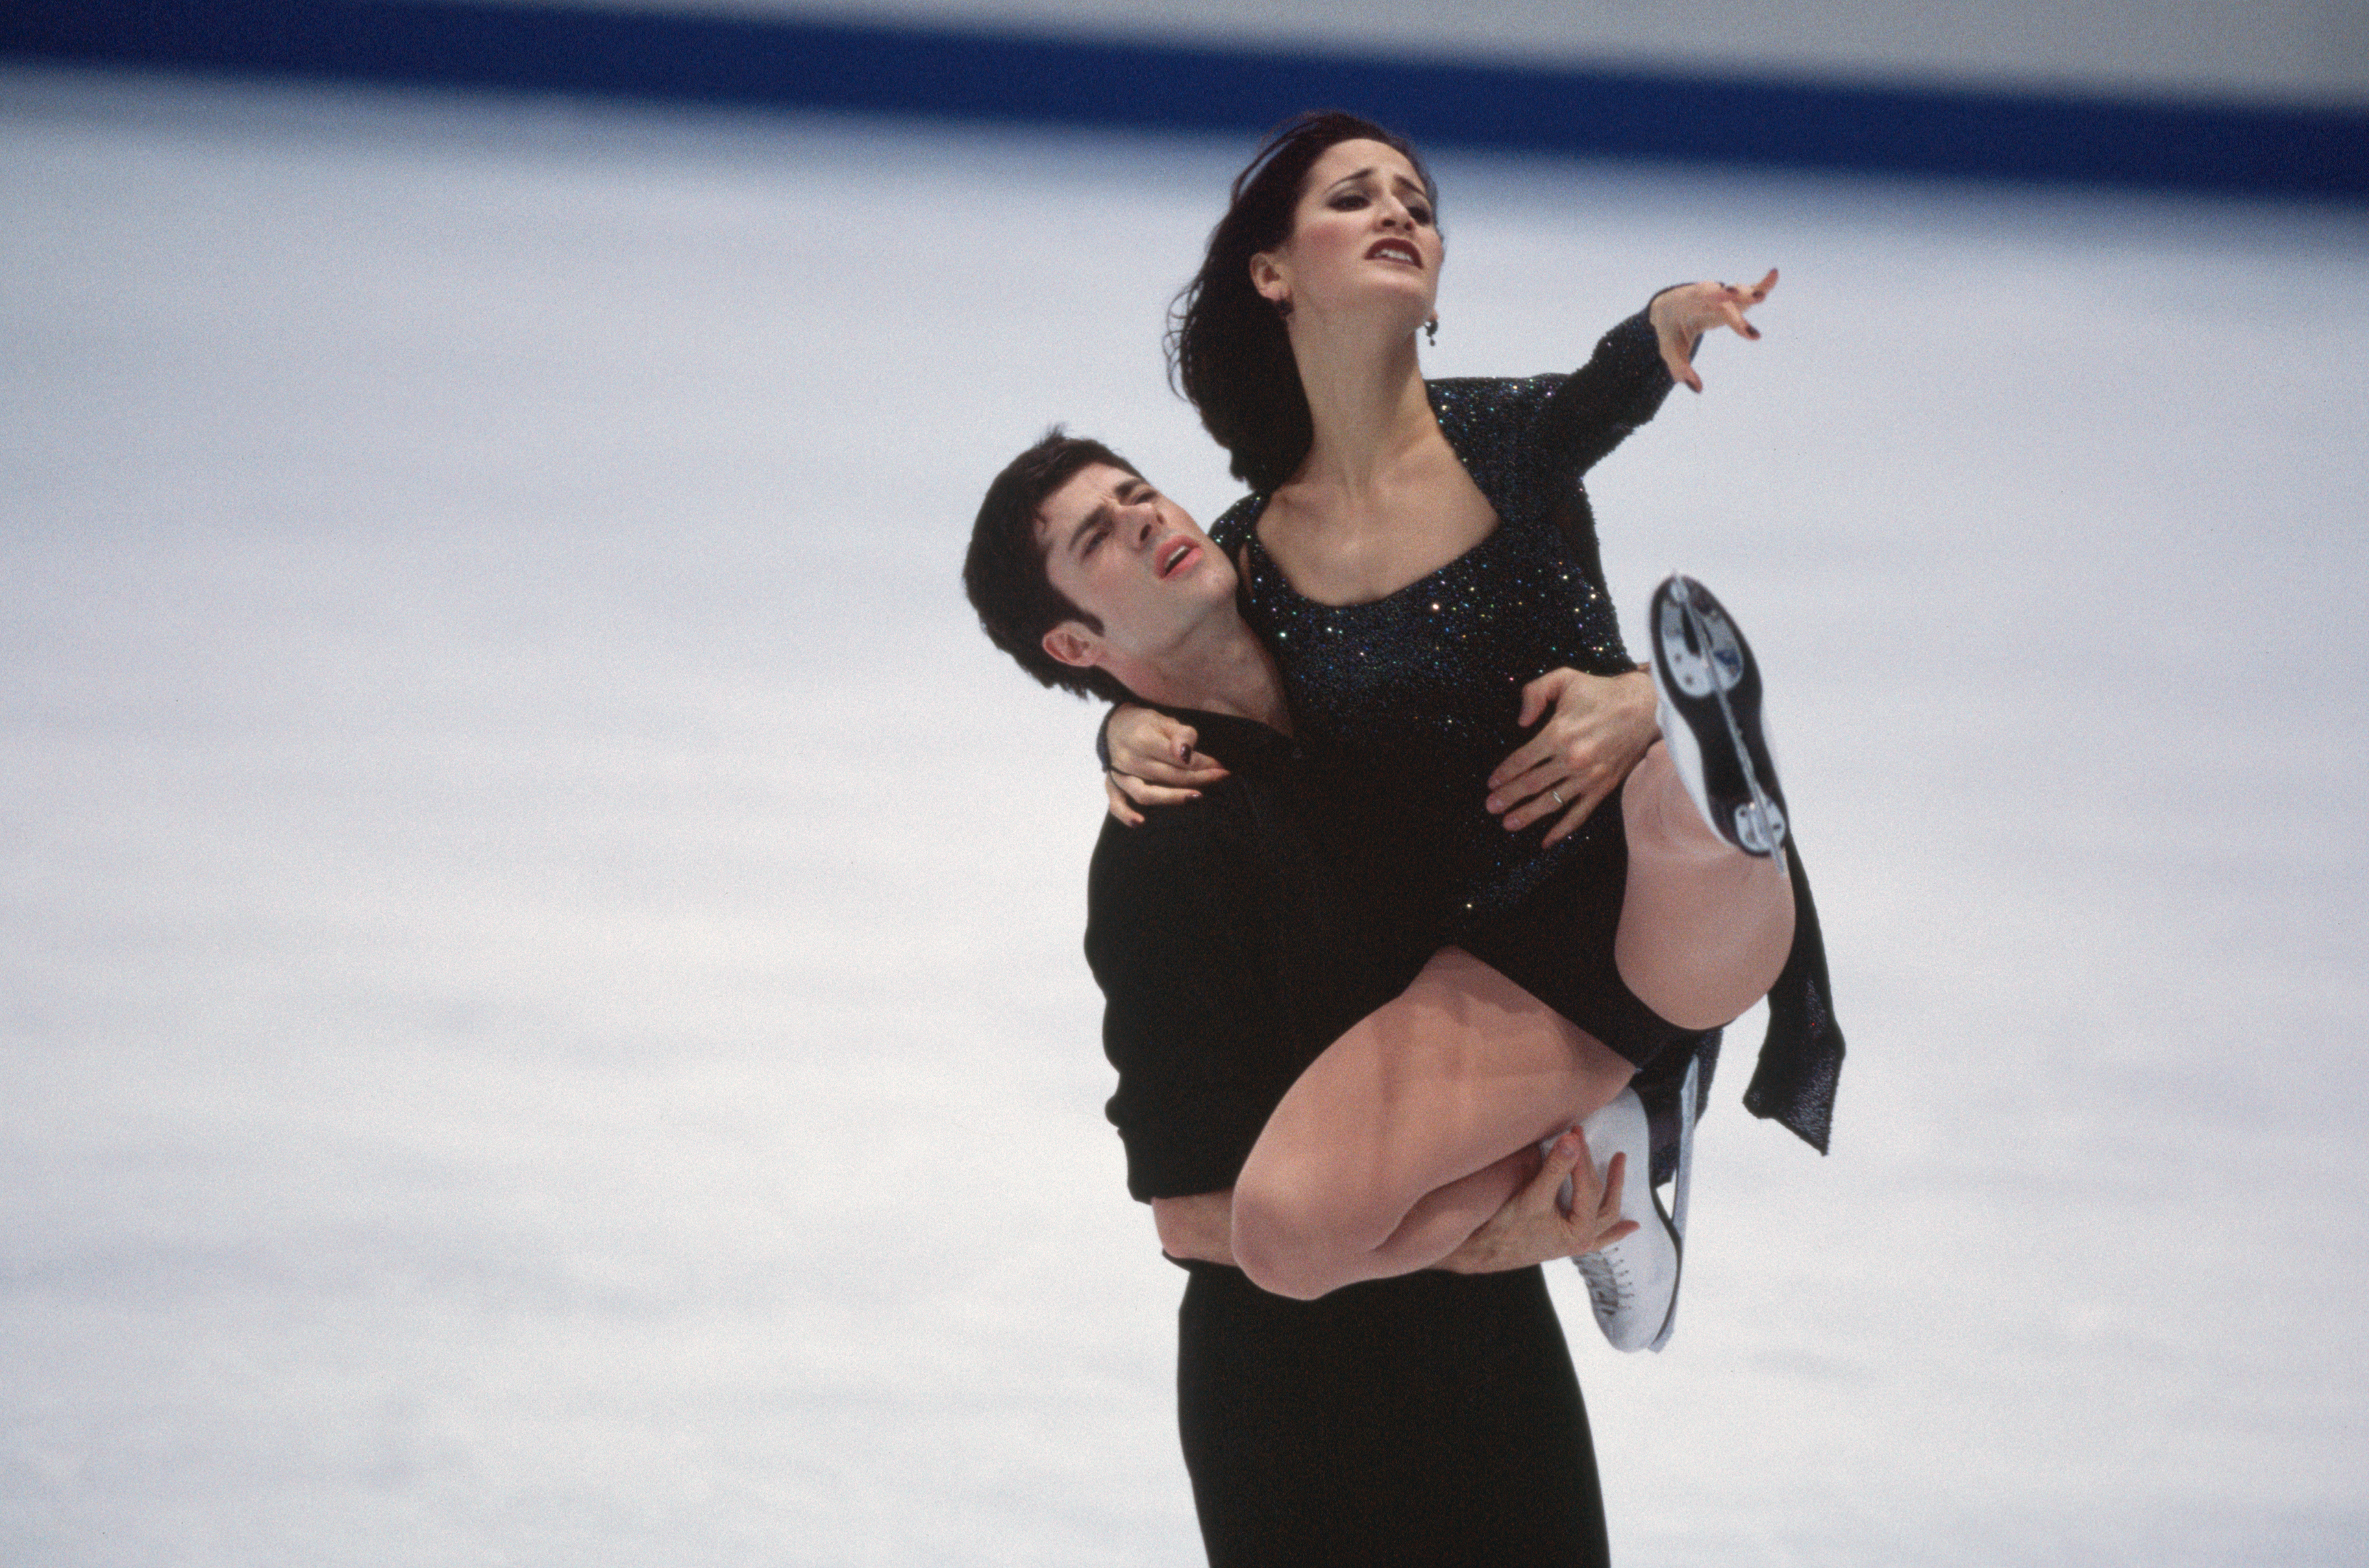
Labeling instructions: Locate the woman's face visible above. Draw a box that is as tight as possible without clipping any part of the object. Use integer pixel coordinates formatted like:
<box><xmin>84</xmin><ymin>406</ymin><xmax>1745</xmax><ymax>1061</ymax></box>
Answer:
<box><xmin>1254</xmin><ymin>137</ymin><xmax>1441</xmax><ymax>327</ymax></box>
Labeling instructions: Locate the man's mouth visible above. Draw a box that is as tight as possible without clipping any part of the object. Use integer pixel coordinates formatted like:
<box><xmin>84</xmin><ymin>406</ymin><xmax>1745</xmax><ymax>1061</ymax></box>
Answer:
<box><xmin>1156</xmin><ymin>538</ymin><xmax>1200</xmax><ymax>579</ymax></box>
<box><xmin>1367</xmin><ymin>239</ymin><xmax>1422</xmax><ymax>268</ymax></box>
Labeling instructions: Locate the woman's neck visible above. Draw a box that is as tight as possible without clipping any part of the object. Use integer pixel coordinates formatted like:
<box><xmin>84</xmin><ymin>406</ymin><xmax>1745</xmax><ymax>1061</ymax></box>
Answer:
<box><xmin>1287</xmin><ymin>320</ymin><xmax>1433</xmax><ymax>497</ymax></box>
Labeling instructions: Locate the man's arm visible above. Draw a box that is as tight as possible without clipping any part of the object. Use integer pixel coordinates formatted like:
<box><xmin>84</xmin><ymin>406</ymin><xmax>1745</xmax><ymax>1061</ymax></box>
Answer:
<box><xmin>1152</xmin><ymin>1190</ymin><xmax>1236</xmax><ymax>1265</ymax></box>
<box><xmin>1484</xmin><ymin>665</ymin><xmax>1659</xmax><ymax>845</ymax></box>
<box><xmin>1435</xmin><ymin>1128</ymin><xmax>1637</xmax><ymax>1274</ymax></box>
<box><xmin>1090</xmin><ymin>802</ymin><xmax>1296</xmax><ymax>1205</ymax></box>
<box><xmin>1150</xmin><ymin>1127</ymin><xmax>1635</xmax><ymax>1276</ymax></box>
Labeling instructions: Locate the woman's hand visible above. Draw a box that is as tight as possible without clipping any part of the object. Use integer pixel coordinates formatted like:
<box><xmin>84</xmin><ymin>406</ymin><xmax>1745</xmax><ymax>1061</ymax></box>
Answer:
<box><xmin>1438</xmin><ymin>1128</ymin><xmax>1636</xmax><ymax>1274</ymax></box>
<box><xmin>1104</xmin><ymin>703</ymin><xmax>1230</xmax><ymax>826</ymax></box>
<box><xmin>1485</xmin><ymin>668</ymin><xmax>1657</xmax><ymax>846</ymax></box>
<box><xmin>1650</xmin><ymin>268</ymin><xmax>1777</xmax><ymax>393</ymax></box>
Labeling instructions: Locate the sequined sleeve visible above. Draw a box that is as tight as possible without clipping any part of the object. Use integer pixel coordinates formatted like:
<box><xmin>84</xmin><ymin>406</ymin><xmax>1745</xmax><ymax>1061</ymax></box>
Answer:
<box><xmin>1530</xmin><ymin>307</ymin><xmax>1676</xmax><ymax>486</ymax></box>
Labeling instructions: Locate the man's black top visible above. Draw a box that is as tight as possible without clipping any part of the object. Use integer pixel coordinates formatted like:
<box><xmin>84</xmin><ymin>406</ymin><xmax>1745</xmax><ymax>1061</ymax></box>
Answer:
<box><xmin>1085</xmin><ymin>707</ymin><xmax>1422</xmax><ymax>1204</ymax></box>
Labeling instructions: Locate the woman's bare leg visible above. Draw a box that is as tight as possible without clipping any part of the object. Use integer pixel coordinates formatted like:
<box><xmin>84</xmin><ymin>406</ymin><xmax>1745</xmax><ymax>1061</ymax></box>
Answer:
<box><xmin>1615</xmin><ymin>742</ymin><xmax>1796</xmax><ymax>1030</ymax></box>
<box><xmin>1230</xmin><ymin>747</ymin><xmax>1794</xmax><ymax>1301</ymax></box>
<box><xmin>1231</xmin><ymin>948</ymin><xmax>1631</xmax><ymax>1299</ymax></box>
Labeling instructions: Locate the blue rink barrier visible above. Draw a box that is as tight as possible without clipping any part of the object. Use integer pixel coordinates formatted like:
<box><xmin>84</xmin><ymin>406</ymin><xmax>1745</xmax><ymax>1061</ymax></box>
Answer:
<box><xmin>6</xmin><ymin>0</ymin><xmax>2365</xmax><ymax>200</ymax></box>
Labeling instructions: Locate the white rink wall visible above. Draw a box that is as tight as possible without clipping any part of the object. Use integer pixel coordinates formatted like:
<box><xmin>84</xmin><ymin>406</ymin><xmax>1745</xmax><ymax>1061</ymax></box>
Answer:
<box><xmin>3</xmin><ymin>64</ymin><xmax>2368</xmax><ymax>1567</ymax></box>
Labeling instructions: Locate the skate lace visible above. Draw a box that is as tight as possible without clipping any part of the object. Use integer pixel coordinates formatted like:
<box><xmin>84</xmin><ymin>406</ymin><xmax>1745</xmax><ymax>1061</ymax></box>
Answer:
<box><xmin>1574</xmin><ymin>1252</ymin><xmax>1633</xmax><ymax>1321</ymax></box>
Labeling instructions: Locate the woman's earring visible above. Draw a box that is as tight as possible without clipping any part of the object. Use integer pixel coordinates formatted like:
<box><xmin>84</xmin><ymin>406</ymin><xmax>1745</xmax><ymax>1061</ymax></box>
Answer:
<box><xmin>1424</xmin><ymin>316</ymin><xmax>1439</xmax><ymax>345</ymax></box>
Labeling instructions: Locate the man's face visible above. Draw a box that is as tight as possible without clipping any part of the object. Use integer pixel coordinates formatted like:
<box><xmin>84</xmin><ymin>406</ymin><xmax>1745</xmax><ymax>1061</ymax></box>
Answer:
<box><xmin>1036</xmin><ymin>462</ymin><xmax>1236</xmax><ymax>675</ymax></box>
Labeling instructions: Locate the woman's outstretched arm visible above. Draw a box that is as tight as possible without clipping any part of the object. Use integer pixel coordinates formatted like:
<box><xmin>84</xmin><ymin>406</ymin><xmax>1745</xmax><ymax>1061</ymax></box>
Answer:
<box><xmin>1533</xmin><ymin>271</ymin><xmax>1778</xmax><ymax>482</ymax></box>
<box><xmin>1650</xmin><ymin>270</ymin><xmax>1778</xmax><ymax>393</ymax></box>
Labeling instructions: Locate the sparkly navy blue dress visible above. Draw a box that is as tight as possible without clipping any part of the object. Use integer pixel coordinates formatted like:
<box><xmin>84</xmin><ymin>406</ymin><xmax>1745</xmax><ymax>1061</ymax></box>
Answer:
<box><xmin>1210</xmin><ymin>310</ymin><xmax>1844</xmax><ymax>1144</ymax></box>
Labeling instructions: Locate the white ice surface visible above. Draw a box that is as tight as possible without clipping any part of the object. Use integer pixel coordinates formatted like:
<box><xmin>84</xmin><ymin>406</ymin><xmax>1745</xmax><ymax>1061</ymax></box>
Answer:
<box><xmin>3</xmin><ymin>65</ymin><xmax>2366</xmax><ymax>1567</ymax></box>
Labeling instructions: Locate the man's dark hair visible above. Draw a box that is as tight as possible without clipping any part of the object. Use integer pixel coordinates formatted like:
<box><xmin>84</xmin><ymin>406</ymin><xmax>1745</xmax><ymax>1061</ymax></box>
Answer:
<box><xmin>1167</xmin><ymin>110</ymin><xmax>1438</xmax><ymax>493</ymax></box>
<box><xmin>964</xmin><ymin>428</ymin><xmax>1141</xmax><ymax>704</ymax></box>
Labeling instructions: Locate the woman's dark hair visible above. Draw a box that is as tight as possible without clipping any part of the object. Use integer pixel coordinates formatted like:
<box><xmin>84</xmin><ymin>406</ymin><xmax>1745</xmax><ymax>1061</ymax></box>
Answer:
<box><xmin>963</xmin><ymin>427</ymin><xmax>1140</xmax><ymax>705</ymax></box>
<box><xmin>1167</xmin><ymin>110</ymin><xmax>1438</xmax><ymax>493</ymax></box>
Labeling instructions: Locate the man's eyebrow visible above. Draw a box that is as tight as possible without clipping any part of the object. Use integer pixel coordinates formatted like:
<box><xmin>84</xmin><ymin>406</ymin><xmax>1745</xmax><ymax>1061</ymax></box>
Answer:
<box><xmin>1066</xmin><ymin>501</ymin><xmax>1116</xmax><ymax>554</ymax></box>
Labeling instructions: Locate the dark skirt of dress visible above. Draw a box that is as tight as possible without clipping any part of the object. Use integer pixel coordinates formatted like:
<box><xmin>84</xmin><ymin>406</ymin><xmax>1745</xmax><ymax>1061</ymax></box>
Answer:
<box><xmin>1451</xmin><ymin>769</ymin><xmax>1698</xmax><ymax>1071</ymax></box>
<box><xmin>1177</xmin><ymin>1262</ymin><xmax>1609</xmax><ymax>1567</ymax></box>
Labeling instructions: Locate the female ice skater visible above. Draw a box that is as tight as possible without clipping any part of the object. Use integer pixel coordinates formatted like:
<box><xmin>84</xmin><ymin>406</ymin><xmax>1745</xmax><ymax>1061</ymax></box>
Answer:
<box><xmin>1101</xmin><ymin>112</ymin><xmax>1845</xmax><ymax>1337</ymax></box>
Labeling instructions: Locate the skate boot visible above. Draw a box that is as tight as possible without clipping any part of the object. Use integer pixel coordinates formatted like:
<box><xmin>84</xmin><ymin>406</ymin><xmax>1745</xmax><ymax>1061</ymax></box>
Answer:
<box><xmin>1572</xmin><ymin>1086</ymin><xmax>1684</xmax><ymax>1352</ymax></box>
<box><xmin>1650</xmin><ymin>574</ymin><xmax>1787</xmax><ymax>860</ymax></box>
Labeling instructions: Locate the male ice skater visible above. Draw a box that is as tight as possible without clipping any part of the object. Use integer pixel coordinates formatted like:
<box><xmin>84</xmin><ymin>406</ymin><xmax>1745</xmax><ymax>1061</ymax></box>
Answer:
<box><xmin>965</xmin><ymin>430</ymin><xmax>1672</xmax><ymax>1565</ymax></box>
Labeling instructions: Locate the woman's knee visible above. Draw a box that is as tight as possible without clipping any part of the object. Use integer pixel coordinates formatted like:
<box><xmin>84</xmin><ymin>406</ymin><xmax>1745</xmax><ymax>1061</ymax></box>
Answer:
<box><xmin>1229</xmin><ymin>1159</ymin><xmax>1369</xmax><ymax>1300</ymax></box>
<box><xmin>1617</xmin><ymin>884</ymin><xmax>1796</xmax><ymax>1030</ymax></box>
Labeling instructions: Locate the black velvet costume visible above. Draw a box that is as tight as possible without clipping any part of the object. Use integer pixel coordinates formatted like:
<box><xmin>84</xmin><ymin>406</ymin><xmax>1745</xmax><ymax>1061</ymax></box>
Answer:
<box><xmin>1208</xmin><ymin>307</ymin><xmax>1845</xmax><ymax>1150</ymax></box>
<box><xmin>1087</xmin><ymin>708</ymin><xmax>1610</xmax><ymax>1567</ymax></box>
